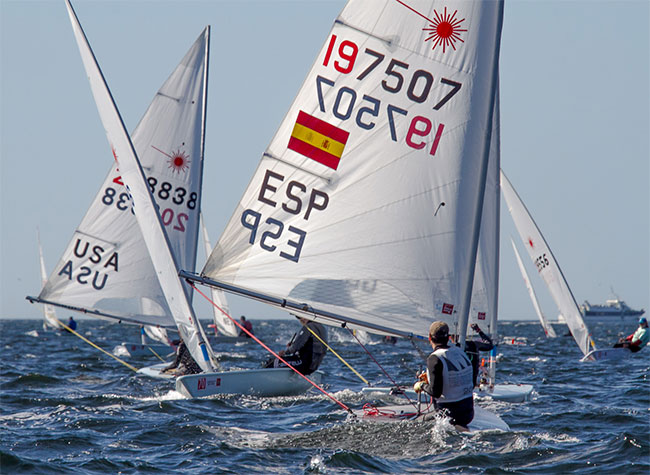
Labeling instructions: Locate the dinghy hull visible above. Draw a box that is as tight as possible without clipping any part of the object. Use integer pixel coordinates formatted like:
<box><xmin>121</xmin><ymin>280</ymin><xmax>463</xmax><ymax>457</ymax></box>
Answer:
<box><xmin>353</xmin><ymin>403</ymin><xmax>509</xmax><ymax>432</ymax></box>
<box><xmin>362</xmin><ymin>382</ymin><xmax>533</xmax><ymax>403</ymax></box>
<box><xmin>581</xmin><ymin>347</ymin><xmax>631</xmax><ymax>362</ymax></box>
<box><xmin>175</xmin><ymin>368</ymin><xmax>322</xmax><ymax>398</ymax></box>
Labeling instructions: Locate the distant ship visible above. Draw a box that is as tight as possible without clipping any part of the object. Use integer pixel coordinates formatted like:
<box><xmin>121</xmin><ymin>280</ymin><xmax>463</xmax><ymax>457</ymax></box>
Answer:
<box><xmin>580</xmin><ymin>299</ymin><xmax>645</xmax><ymax>318</ymax></box>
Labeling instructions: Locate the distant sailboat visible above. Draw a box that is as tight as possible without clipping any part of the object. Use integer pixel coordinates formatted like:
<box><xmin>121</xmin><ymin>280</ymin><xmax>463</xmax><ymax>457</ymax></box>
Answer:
<box><xmin>29</xmin><ymin>1</ymin><xmax>214</xmax><ymax>366</ymax></box>
<box><xmin>510</xmin><ymin>237</ymin><xmax>557</xmax><ymax>338</ymax></box>
<box><xmin>37</xmin><ymin>229</ymin><xmax>61</xmax><ymax>331</ymax></box>
<box><xmin>501</xmin><ymin>171</ymin><xmax>629</xmax><ymax>362</ymax></box>
<box><xmin>183</xmin><ymin>0</ymin><xmax>508</xmax><ymax>429</ymax></box>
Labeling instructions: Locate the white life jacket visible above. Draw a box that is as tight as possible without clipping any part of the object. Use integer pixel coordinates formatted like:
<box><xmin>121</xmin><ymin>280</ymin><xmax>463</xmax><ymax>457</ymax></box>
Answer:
<box><xmin>430</xmin><ymin>346</ymin><xmax>474</xmax><ymax>403</ymax></box>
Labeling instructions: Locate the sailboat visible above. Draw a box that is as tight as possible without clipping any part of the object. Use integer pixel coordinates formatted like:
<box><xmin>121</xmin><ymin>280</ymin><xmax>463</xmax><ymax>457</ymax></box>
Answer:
<box><xmin>28</xmin><ymin>4</ymin><xmax>211</xmax><ymax>362</ymax></box>
<box><xmin>180</xmin><ymin>0</ymin><xmax>508</xmax><ymax>428</ymax></box>
<box><xmin>501</xmin><ymin>171</ymin><xmax>630</xmax><ymax>362</ymax></box>
<box><xmin>37</xmin><ymin>229</ymin><xmax>62</xmax><ymax>331</ymax></box>
<box><xmin>510</xmin><ymin>237</ymin><xmax>557</xmax><ymax>338</ymax></box>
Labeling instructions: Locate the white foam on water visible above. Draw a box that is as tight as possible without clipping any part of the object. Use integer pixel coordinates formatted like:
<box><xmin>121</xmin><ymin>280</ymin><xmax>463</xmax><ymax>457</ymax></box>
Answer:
<box><xmin>537</xmin><ymin>432</ymin><xmax>581</xmax><ymax>444</ymax></box>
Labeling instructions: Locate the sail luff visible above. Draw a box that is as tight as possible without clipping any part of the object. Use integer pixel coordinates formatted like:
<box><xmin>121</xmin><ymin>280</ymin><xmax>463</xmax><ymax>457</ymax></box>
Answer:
<box><xmin>458</xmin><ymin>2</ymin><xmax>505</xmax><ymax>349</ymax></box>
<box><xmin>64</xmin><ymin>0</ymin><xmax>214</xmax><ymax>371</ymax></box>
<box><xmin>510</xmin><ymin>237</ymin><xmax>557</xmax><ymax>338</ymax></box>
<box><xmin>501</xmin><ymin>170</ymin><xmax>593</xmax><ymax>355</ymax></box>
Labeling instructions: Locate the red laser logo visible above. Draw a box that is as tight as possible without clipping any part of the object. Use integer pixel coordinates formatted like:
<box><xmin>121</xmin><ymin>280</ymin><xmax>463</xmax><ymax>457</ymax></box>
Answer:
<box><xmin>396</xmin><ymin>1</ymin><xmax>466</xmax><ymax>52</ymax></box>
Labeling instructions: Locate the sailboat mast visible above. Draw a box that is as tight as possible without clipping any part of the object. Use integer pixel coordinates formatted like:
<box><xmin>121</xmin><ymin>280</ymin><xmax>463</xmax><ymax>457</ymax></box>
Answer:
<box><xmin>458</xmin><ymin>1</ymin><xmax>504</xmax><ymax>349</ymax></box>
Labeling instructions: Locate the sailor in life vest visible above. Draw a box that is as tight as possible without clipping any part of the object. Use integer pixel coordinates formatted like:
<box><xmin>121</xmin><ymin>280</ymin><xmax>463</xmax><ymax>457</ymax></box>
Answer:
<box><xmin>413</xmin><ymin>320</ymin><xmax>474</xmax><ymax>429</ymax></box>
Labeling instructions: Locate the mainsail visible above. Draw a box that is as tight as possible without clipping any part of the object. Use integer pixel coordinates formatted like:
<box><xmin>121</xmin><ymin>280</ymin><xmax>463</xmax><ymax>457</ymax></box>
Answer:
<box><xmin>200</xmin><ymin>213</ymin><xmax>239</xmax><ymax>338</ymax></box>
<box><xmin>501</xmin><ymin>171</ymin><xmax>593</xmax><ymax>355</ymax></box>
<box><xmin>510</xmin><ymin>237</ymin><xmax>557</xmax><ymax>338</ymax></box>
<box><xmin>199</xmin><ymin>0</ymin><xmax>504</xmax><ymax>341</ymax></box>
<box><xmin>62</xmin><ymin>0</ymin><xmax>214</xmax><ymax>371</ymax></box>
<box><xmin>32</xmin><ymin>13</ymin><xmax>209</xmax><ymax>329</ymax></box>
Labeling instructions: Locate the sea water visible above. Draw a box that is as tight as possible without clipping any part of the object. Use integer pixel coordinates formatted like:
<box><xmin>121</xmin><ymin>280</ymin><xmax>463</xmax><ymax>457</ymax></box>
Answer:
<box><xmin>1</xmin><ymin>318</ymin><xmax>648</xmax><ymax>473</ymax></box>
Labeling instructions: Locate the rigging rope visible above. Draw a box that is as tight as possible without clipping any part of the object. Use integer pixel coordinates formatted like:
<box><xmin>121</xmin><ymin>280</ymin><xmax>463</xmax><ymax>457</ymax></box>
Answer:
<box><xmin>58</xmin><ymin>321</ymin><xmax>139</xmax><ymax>372</ymax></box>
<box><xmin>147</xmin><ymin>345</ymin><xmax>166</xmax><ymax>362</ymax></box>
<box><xmin>303</xmin><ymin>324</ymin><xmax>370</xmax><ymax>386</ymax></box>
<box><xmin>189</xmin><ymin>281</ymin><xmax>355</xmax><ymax>415</ymax></box>
<box><xmin>342</xmin><ymin>323</ymin><xmax>419</xmax><ymax>411</ymax></box>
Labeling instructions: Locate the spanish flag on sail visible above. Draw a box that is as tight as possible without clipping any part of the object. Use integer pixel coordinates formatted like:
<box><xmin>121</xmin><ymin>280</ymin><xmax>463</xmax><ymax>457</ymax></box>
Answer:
<box><xmin>287</xmin><ymin>111</ymin><xmax>349</xmax><ymax>170</ymax></box>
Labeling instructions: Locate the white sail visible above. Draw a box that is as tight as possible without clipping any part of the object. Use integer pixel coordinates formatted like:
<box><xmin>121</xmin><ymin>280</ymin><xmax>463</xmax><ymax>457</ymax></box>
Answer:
<box><xmin>63</xmin><ymin>0</ymin><xmax>213</xmax><ymax>371</ymax></box>
<box><xmin>201</xmin><ymin>0</ymin><xmax>504</xmax><ymax>340</ymax></box>
<box><xmin>501</xmin><ymin>171</ymin><xmax>593</xmax><ymax>355</ymax></box>
<box><xmin>37</xmin><ymin>230</ymin><xmax>61</xmax><ymax>330</ymax></box>
<box><xmin>35</xmin><ymin>12</ymin><xmax>209</xmax><ymax>329</ymax></box>
<box><xmin>200</xmin><ymin>213</ymin><xmax>239</xmax><ymax>337</ymax></box>
<box><xmin>510</xmin><ymin>238</ymin><xmax>557</xmax><ymax>338</ymax></box>
<box><xmin>468</xmin><ymin>86</ymin><xmax>500</xmax><ymax>340</ymax></box>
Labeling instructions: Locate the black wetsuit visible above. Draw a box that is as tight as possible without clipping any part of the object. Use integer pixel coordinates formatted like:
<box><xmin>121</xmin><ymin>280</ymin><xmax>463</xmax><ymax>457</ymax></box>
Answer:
<box><xmin>268</xmin><ymin>321</ymin><xmax>328</xmax><ymax>375</ymax></box>
<box><xmin>164</xmin><ymin>342</ymin><xmax>202</xmax><ymax>375</ymax></box>
<box><xmin>463</xmin><ymin>329</ymin><xmax>494</xmax><ymax>387</ymax></box>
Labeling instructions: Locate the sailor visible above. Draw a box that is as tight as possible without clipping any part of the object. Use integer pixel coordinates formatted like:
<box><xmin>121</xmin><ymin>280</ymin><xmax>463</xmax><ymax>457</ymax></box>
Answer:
<box><xmin>162</xmin><ymin>339</ymin><xmax>202</xmax><ymax>376</ymax></box>
<box><xmin>614</xmin><ymin>317</ymin><xmax>649</xmax><ymax>353</ymax></box>
<box><xmin>449</xmin><ymin>323</ymin><xmax>494</xmax><ymax>387</ymax></box>
<box><xmin>413</xmin><ymin>321</ymin><xmax>474</xmax><ymax>429</ymax></box>
<box><xmin>265</xmin><ymin>316</ymin><xmax>327</xmax><ymax>375</ymax></box>
<box><xmin>62</xmin><ymin>316</ymin><xmax>77</xmax><ymax>332</ymax></box>
<box><xmin>238</xmin><ymin>315</ymin><xmax>254</xmax><ymax>337</ymax></box>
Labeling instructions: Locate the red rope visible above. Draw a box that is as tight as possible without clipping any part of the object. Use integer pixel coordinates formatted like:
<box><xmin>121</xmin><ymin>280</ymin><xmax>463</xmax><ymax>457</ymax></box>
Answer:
<box><xmin>361</xmin><ymin>403</ymin><xmax>418</xmax><ymax>419</ymax></box>
<box><xmin>189</xmin><ymin>281</ymin><xmax>354</xmax><ymax>415</ymax></box>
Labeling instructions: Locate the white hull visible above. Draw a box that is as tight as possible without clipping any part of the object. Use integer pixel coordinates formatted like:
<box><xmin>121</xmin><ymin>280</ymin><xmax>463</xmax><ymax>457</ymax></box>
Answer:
<box><xmin>581</xmin><ymin>347</ymin><xmax>632</xmax><ymax>362</ymax></box>
<box><xmin>175</xmin><ymin>368</ymin><xmax>322</xmax><ymax>398</ymax></box>
<box><xmin>354</xmin><ymin>403</ymin><xmax>509</xmax><ymax>432</ymax></box>
<box><xmin>113</xmin><ymin>342</ymin><xmax>174</xmax><ymax>358</ymax></box>
<box><xmin>362</xmin><ymin>383</ymin><xmax>533</xmax><ymax>403</ymax></box>
<box><xmin>137</xmin><ymin>362</ymin><xmax>175</xmax><ymax>380</ymax></box>
<box><xmin>208</xmin><ymin>335</ymin><xmax>253</xmax><ymax>344</ymax></box>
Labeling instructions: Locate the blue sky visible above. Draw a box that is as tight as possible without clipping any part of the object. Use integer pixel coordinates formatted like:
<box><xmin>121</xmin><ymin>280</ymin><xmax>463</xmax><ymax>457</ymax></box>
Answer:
<box><xmin>1</xmin><ymin>0</ymin><xmax>648</xmax><ymax>325</ymax></box>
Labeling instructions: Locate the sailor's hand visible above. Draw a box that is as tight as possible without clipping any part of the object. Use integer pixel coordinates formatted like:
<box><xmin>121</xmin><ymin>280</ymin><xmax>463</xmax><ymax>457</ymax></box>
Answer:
<box><xmin>417</xmin><ymin>371</ymin><xmax>428</xmax><ymax>383</ymax></box>
<box><xmin>278</xmin><ymin>350</ymin><xmax>285</xmax><ymax>357</ymax></box>
<box><xmin>471</xmin><ymin>323</ymin><xmax>480</xmax><ymax>332</ymax></box>
<box><xmin>413</xmin><ymin>381</ymin><xmax>425</xmax><ymax>393</ymax></box>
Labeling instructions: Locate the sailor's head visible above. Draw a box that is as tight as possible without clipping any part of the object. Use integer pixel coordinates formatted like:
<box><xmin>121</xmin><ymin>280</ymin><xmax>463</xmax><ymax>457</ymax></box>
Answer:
<box><xmin>428</xmin><ymin>321</ymin><xmax>449</xmax><ymax>345</ymax></box>
<box><xmin>240</xmin><ymin>315</ymin><xmax>246</xmax><ymax>322</ymax></box>
<box><xmin>639</xmin><ymin>317</ymin><xmax>648</xmax><ymax>327</ymax></box>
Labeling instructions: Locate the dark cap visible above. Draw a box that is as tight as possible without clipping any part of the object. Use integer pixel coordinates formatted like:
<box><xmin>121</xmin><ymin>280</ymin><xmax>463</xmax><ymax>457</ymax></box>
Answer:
<box><xmin>429</xmin><ymin>321</ymin><xmax>449</xmax><ymax>342</ymax></box>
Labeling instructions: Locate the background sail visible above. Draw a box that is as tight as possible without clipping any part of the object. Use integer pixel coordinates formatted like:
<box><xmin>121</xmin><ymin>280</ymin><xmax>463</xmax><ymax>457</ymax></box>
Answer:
<box><xmin>63</xmin><ymin>0</ymin><xmax>213</xmax><ymax>371</ymax></box>
<box><xmin>510</xmin><ymin>237</ymin><xmax>557</xmax><ymax>338</ymax></box>
<box><xmin>501</xmin><ymin>171</ymin><xmax>592</xmax><ymax>354</ymax></box>
<box><xmin>203</xmin><ymin>0</ymin><xmax>503</xmax><ymax>337</ymax></box>
<box><xmin>201</xmin><ymin>213</ymin><xmax>239</xmax><ymax>337</ymax></box>
<box><xmin>38</xmin><ymin>230</ymin><xmax>61</xmax><ymax>330</ymax></box>
<box><xmin>37</xmin><ymin>24</ymin><xmax>208</xmax><ymax>328</ymax></box>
